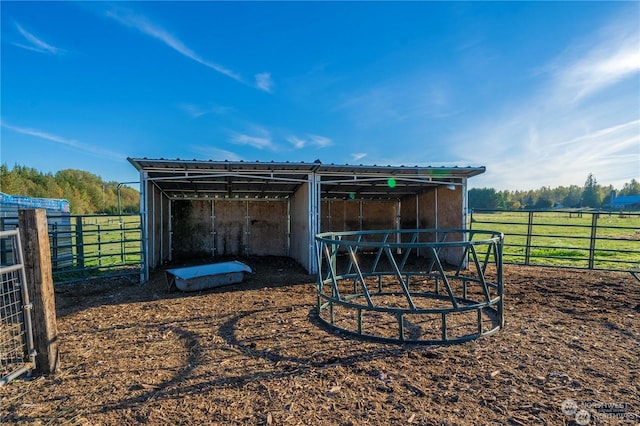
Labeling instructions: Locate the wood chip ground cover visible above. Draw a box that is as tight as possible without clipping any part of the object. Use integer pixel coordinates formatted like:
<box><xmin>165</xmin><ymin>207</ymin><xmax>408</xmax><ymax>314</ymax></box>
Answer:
<box><xmin>1</xmin><ymin>258</ymin><xmax>639</xmax><ymax>425</ymax></box>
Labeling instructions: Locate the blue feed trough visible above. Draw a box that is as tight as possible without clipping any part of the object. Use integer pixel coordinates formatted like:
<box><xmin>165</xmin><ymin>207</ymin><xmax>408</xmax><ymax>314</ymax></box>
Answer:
<box><xmin>165</xmin><ymin>261</ymin><xmax>253</xmax><ymax>292</ymax></box>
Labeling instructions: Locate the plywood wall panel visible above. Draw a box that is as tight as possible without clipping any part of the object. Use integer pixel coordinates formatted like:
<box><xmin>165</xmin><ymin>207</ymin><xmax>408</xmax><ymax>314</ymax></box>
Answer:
<box><xmin>417</xmin><ymin>190</ymin><xmax>436</xmax><ymax>229</ymax></box>
<box><xmin>248</xmin><ymin>201</ymin><xmax>287</xmax><ymax>256</ymax></box>
<box><xmin>437</xmin><ymin>187</ymin><xmax>463</xmax><ymax>228</ymax></box>
<box><xmin>214</xmin><ymin>201</ymin><xmax>246</xmax><ymax>256</ymax></box>
<box><xmin>361</xmin><ymin>201</ymin><xmax>396</xmax><ymax>230</ymax></box>
<box><xmin>171</xmin><ymin>200</ymin><xmax>214</xmax><ymax>259</ymax></box>
<box><xmin>400</xmin><ymin>195</ymin><xmax>418</xmax><ymax>230</ymax></box>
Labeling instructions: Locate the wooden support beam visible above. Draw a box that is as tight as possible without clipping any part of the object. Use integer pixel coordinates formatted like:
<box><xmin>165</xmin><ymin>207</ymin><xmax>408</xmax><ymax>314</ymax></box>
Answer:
<box><xmin>18</xmin><ymin>209</ymin><xmax>60</xmax><ymax>375</ymax></box>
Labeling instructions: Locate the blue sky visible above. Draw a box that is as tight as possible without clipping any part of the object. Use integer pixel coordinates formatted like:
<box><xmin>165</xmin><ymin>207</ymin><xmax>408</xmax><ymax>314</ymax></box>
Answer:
<box><xmin>1</xmin><ymin>1</ymin><xmax>638</xmax><ymax>191</ymax></box>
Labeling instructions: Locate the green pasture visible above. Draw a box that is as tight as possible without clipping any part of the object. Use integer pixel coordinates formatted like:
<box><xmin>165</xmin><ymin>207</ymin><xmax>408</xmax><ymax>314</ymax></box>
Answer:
<box><xmin>51</xmin><ymin>214</ymin><xmax>142</xmax><ymax>282</ymax></box>
<box><xmin>470</xmin><ymin>210</ymin><xmax>640</xmax><ymax>271</ymax></box>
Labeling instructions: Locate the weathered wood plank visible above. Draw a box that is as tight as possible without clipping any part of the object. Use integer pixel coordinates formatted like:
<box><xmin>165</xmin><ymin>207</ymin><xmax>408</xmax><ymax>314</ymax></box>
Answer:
<box><xmin>18</xmin><ymin>208</ymin><xmax>59</xmax><ymax>375</ymax></box>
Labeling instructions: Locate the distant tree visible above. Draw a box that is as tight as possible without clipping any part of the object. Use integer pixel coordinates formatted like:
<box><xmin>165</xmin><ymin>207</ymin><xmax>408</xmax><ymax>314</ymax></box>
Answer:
<box><xmin>0</xmin><ymin>164</ymin><xmax>20</xmax><ymax>193</ymax></box>
<box><xmin>619</xmin><ymin>179</ymin><xmax>640</xmax><ymax>196</ymax></box>
<box><xmin>534</xmin><ymin>197</ymin><xmax>553</xmax><ymax>209</ymax></box>
<box><xmin>524</xmin><ymin>194</ymin><xmax>534</xmax><ymax>209</ymax></box>
<box><xmin>468</xmin><ymin>188</ymin><xmax>504</xmax><ymax>209</ymax></box>
<box><xmin>561</xmin><ymin>185</ymin><xmax>583</xmax><ymax>208</ymax></box>
<box><xmin>509</xmin><ymin>200</ymin><xmax>522</xmax><ymax>209</ymax></box>
<box><xmin>581</xmin><ymin>173</ymin><xmax>601</xmax><ymax>208</ymax></box>
<box><xmin>0</xmin><ymin>163</ymin><xmax>139</xmax><ymax>214</ymax></box>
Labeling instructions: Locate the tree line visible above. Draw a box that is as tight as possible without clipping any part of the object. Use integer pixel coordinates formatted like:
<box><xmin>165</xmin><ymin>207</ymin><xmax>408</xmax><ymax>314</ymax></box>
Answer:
<box><xmin>2</xmin><ymin>165</ymin><xmax>638</xmax><ymax>213</ymax></box>
<box><xmin>0</xmin><ymin>164</ymin><xmax>139</xmax><ymax>214</ymax></box>
<box><xmin>469</xmin><ymin>174</ymin><xmax>640</xmax><ymax>210</ymax></box>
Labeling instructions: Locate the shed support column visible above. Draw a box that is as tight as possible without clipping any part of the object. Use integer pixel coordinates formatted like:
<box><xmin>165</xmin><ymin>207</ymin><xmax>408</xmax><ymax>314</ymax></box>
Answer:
<box><xmin>245</xmin><ymin>200</ymin><xmax>250</xmax><ymax>256</ymax></box>
<box><xmin>286</xmin><ymin>199</ymin><xmax>291</xmax><ymax>257</ymax></box>
<box><xmin>462</xmin><ymin>179</ymin><xmax>469</xmax><ymax>231</ymax></box>
<box><xmin>309</xmin><ymin>173</ymin><xmax>321</xmax><ymax>274</ymax></box>
<box><xmin>159</xmin><ymin>190</ymin><xmax>163</xmax><ymax>263</ymax></box>
<box><xmin>461</xmin><ymin>179</ymin><xmax>469</xmax><ymax>269</ymax></box>
<box><xmin>416</xmin><ymin>194</ymin><xmax>420</xmax><ymax>257</ymax></box>
<box><xmin>151</xmin><ymin>183</ymin><xmax>156</xmax><ymax>270</ymax></box>
<box><xmin>168</xmin><ymin>199</ymin><xmax>173</xmax><ymax>262</ymax></box>
<box><xmin>140</xmin><ymin>171</ymin><xmax>149</xmax><ymax>283</ymax></box>
<box><xmin>211</xmin><ymin>200</ymin><xmax>216</xmax><ymax>256</ymax></box>
<box><xmin>396</xmin><ymin>200</ymin><xmax>401</xmax><ymax>252</ymax></box>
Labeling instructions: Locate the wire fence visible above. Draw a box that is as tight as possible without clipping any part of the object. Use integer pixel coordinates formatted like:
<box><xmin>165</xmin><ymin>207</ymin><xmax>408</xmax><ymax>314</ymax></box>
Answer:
<box><xmin>470</xmin><ymin>209</ymin><xmax>640</xmax><ymax>273</ymax></box>
<box><xmin>1</xmin><ymin>230</ymin><xmax>36</xmax><ymax>386</ymax></box>
<box><xmin>1</xmin><ymin>214</ymin><xmax>143</xmax><ymax>284</ymax></box>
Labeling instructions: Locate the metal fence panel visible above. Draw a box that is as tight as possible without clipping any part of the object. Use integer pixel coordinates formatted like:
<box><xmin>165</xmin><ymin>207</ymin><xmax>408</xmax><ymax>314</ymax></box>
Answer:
<box><xmin>1</xmin><ymin>213</ymin><xmax>143</xmax><ymax>285</ymax></box>
<box><xmin>1</xmin><ymin>230</ymin><xmax>36</xmax><ymax>386</ymax></box>
<box><xmin>48</xmin><ymin>214</ymin><xmax>143</xmax><ymax>284</ymax></box>
<box><xmin>470</xmin><ymin>209</ymin><xmax>640</xmax><ymax>273</ymax></box>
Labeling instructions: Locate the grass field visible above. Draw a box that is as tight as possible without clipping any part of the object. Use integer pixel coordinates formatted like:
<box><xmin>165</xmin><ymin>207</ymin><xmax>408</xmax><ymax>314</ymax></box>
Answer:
<box><xmin>470</xmin><ymin>210</ymin><xmax>640</xmax><ymax>271</ymax></box>
<box><xmin>50</xmin><ymin>214</ymin><xmax>143</xmax><ymax>283</ymax></box>
<box><xmin>47</xmin><ymin>210</ymin><xmax>640</xmax><ymax>283</ymax></box>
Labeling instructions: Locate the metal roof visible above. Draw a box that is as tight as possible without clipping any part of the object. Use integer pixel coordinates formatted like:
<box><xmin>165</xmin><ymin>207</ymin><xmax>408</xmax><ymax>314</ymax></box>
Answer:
<box><xmin>128</xmin><ymin>158</ymin><xmax>485</xmax><ymax>200</ymax></box>
<box><xmin>610</xmin><ymin>195</ymin><xmax>640</xmax><ymax>207</ymax></box>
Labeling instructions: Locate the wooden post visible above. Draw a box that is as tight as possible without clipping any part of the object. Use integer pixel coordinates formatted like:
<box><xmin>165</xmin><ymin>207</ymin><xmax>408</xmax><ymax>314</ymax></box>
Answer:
<box><xmin>18</xmin><ymin>209</ymin><xmax>60</xmax><ymax>375</ymax></box>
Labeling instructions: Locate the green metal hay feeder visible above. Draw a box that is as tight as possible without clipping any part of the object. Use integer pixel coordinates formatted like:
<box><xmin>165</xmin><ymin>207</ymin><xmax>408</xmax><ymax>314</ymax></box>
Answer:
<box><xmin>315</xmin><ymin>228</ymin><xmax>504</xmax><ymax>345</ymax></box>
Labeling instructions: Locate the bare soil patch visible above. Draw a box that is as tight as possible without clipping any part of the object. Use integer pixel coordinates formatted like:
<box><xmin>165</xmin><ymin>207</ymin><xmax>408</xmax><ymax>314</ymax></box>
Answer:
<box><xmin>2</xmin><ymin>257</ymin><xmax>639</xmax><ymax>425</ymax></box>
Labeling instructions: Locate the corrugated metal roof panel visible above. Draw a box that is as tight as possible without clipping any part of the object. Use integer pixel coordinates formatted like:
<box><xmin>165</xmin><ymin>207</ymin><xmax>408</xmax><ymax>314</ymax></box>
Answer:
<box><xmin>128</xmin><ymin>158</ymin><xmax>485</xmax><ymax>200</ymax></box>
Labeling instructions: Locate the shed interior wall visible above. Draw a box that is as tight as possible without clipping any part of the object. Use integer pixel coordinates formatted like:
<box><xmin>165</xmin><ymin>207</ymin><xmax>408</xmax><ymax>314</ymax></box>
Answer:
<box><xmin>143</xmin><ymin>176</ymin><xmax>470</xmax><ymax>273</ymax></box>
<box><xmin>171</xmin><ymin>199</ymin><xmax>216</xmax><ymax>260</ymax></box>
<box><xmin>146</xmin><ymin>182</ymin><xmax>167</xmax><ymax>269</ymax></box>
<box><xmin>435</xmin><ymin>186</ymin><xmax>465</xmax><ymax>265</ymax></box>
<box><xmin>320</xmin><ymin>199</ymin><xmax>397</xmax><ymax>233</ymax></box>
<box><xmin>247</xmin><ymin>201</ymin><xmax>288</xmax><ymax>256</ymax></box>
<box><xmin>169</xmin><ymin>199</ymin><xmax>288</xmax><ymax>262</ymax></box>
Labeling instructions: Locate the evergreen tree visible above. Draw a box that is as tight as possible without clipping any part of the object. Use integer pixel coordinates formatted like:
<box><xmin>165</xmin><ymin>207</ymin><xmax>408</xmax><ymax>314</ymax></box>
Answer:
<box><xmin>581</xmin><ymin>173</ymin><xmax>601</xmax><ymax>208</ymax></box>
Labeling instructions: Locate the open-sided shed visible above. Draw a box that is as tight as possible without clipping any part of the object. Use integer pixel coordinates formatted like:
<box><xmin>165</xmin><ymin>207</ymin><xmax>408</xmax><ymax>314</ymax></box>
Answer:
<box><xmin>128</xmin><ymin>158</ymin><xmax>485</xmax><ymax>280</ymax></box>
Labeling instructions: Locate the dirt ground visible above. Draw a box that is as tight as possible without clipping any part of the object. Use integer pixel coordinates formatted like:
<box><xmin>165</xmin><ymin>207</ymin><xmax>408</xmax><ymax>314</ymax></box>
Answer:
<box><xmin>1</xmin><ymin>257</ymin><xmax>639</xmax><ymax>425</ymax></box>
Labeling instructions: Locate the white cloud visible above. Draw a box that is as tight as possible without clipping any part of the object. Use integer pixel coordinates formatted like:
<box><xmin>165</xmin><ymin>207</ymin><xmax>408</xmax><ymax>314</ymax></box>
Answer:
<box><xmin>551</xmin><ymin>16</ymin><xmax>640</xmax><ymax>104</ymax></box>
<box><xmin>105</xmin><ymin>7</ymin><xmax>275</xmax><ymax>93</ymax></box>
<box><xmin>351</xmin><ymin>153</ymin><xmax>367</xmax><ymax>161</ymax></box>
<box><xmin>286</xmin><ymin>134</ymin><xmax>333</xmax><ymax>149</ymax></box>
<box><xmin>287</xmin><ymin>136</ymin><xmax>306</xmax><ymax>149</ymax></box>
<box><xmin>230</xmin><ymin>131</ymin><xmax>274</xmax><ymax>150</ymax></box>
<box><xmin>1</xmin><ymin>122</ymin><xmax>124</xmax><ymax>161</ymax></box>
<box><xmin>455</xmin><ymin>11</ymin><xmax>640</xmax><ymax>190</ymax></box>
<box><xmin>309</xmin><ymin>134</ymin><xmax>333</xmax><ymax>148</ymax></box>
<box><xmin>13</xmin><ymin>23</ymin><xmax>63</xmax><ymax>55</ymax></box>
<box><xmin>191</xmin><ymin>145</ymin><xmax>242</xmax><ymax>161</ymax></box>
<box><xmin>255</xmin><ymin>73</ymin><xmax>274</xmax><ymax>93</ymax></box>
<box><xmin>179</xmin><ymin>103</ymin><xmax>233</xmax><ymax>119</ymax></box>
<box><xmin>461</xmin><ymin>113</ymin><xmax>639</xmax><ymax>190</ymax></box>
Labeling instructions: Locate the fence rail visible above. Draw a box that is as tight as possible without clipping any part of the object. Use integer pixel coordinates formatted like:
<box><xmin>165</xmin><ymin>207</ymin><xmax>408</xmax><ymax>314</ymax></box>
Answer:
<box><xmin>1</xmin><ymin>214</ymin><xmax>143</xmax><ymax>284</ymax></box>
<box><xmin>470</xmin><ymin>209</ymin><xmax>640</xmax><ymax>273</ymax></box>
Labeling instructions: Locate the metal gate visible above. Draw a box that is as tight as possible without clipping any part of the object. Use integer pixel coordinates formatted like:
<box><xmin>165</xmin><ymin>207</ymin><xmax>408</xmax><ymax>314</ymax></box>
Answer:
<box><xmin>0</xmin><ymin>229</ymin><xmax>36</xmax><ymax>386</ymax></box>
